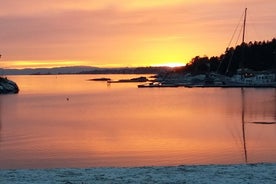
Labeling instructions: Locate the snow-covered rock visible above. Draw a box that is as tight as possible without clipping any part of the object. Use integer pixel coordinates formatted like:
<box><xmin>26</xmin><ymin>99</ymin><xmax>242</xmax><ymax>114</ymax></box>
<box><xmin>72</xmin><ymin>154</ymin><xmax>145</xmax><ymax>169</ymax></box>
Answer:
<box><xmin>0</xmin><ymin>77</ymin><xmax>19</xmax><ymax>94</ymax></box>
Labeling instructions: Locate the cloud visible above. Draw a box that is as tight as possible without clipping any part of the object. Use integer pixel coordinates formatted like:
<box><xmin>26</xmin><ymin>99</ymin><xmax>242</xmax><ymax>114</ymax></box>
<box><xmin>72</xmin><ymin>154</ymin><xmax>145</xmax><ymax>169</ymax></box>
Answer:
<box><xmin>0</xmin><ymin>0</ymin><xmax>275</xmax><ymax>67</ymax></box>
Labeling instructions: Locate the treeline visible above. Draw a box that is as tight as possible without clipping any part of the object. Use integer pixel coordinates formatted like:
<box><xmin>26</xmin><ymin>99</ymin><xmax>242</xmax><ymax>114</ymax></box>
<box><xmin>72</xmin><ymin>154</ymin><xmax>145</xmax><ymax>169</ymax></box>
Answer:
<box><xmin>179</xmin><ymin>38</ymin><xmax>276</xmax><ymax>76</ymax></box>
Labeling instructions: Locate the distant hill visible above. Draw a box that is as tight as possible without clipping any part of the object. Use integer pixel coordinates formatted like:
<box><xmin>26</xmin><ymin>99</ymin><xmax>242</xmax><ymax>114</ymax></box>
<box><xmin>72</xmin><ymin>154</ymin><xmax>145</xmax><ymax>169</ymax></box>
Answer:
<box><xmin>0</xmin><ymin>66</ymin><xmax>97</xmax><ymax>75</ymax></box>
<box><xmin>0</xmin><ymin>66</ymin><xmax>173</xmax><ymax>75</ymax></box>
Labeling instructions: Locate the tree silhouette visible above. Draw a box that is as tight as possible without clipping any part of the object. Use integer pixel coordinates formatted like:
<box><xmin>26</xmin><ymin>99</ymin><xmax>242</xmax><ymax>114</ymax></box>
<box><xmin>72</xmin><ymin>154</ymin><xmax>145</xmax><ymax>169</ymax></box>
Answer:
<box><xmin>182</xmin><ymin>38</ymin><xmax>276</xmax><ymax>76</ymax></box>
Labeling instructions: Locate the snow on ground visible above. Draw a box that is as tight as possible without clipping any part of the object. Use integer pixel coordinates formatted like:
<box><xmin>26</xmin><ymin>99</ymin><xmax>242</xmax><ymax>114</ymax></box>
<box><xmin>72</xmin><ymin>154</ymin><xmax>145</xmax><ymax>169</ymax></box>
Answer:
<box><xmin>0</xmin><ymin>163</ymin><xmax>276</xmax><ymax>184</ymax></box>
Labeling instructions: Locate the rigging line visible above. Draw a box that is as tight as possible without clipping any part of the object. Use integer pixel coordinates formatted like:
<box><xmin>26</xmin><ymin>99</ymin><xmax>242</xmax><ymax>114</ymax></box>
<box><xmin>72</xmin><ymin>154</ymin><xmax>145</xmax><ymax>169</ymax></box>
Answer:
<box><xmin>235</xmin><ymin>20</ymin><xmax>244</xmax><ymax>45</ymax></box>
<box><xmin>247</xmin><ymin>21</ymin><xmax>263</xmax><ymax>42</ymax></box>
<box><xmin>216</xmin><ymin>10</ymin><xmax>245</xmax><ymax>73</ymax></box>
<box><xmin>227</xmin><ymin>11</ymin><xmax>245</xmax><ymax>48</ymax></box>
<box><xmin>225</xmin><ymin>24</ymin><xmax>244</xmax><ymax>74</ymax></box>
<box><xmin>246</xmin><ymin>12</ymin><xmax>268</xmax><ymax>41</ymax></box>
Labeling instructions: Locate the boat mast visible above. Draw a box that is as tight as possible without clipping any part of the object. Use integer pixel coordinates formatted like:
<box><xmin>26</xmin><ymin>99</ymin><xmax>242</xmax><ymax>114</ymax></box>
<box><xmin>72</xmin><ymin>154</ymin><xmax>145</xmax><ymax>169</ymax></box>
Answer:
<box><xmin>241</xmin><ymin>8</ymin><xmax>248</xmax><ymax>163</ymax></box>
<box><xmin>242</xmin><ymin>8</ymin><xmax>247</xmax><ymax>44</ymax></box>
<box><xmin>240</xmin><ymin>8</ymin><xmax>247</xmax><ymax>72</ymax></box>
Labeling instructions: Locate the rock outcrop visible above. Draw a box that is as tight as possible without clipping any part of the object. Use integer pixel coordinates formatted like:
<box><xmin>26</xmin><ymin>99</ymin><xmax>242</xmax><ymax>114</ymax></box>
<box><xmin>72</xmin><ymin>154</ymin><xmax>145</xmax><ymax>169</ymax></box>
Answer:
<box><xmin>0</xmin><ymin>77</ymin><xmax>19</xmax><ymax>94</ymax></box>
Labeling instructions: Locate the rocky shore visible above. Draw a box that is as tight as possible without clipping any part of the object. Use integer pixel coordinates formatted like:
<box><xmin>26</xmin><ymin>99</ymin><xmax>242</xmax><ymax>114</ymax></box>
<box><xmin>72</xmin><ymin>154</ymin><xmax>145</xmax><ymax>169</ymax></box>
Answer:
<box><xmin>0</xmin><ymin>77</ymin><xmax>19</xmax><ymax>94</ymax></box>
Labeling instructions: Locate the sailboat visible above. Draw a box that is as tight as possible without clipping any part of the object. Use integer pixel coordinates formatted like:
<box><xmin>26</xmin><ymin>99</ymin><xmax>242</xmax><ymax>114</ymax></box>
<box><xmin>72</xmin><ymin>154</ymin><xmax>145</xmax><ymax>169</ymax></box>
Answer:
<box><xmin>227</xmin><ymin>8</ymin><xmax>276</xmax><ymax>87</ymax></box>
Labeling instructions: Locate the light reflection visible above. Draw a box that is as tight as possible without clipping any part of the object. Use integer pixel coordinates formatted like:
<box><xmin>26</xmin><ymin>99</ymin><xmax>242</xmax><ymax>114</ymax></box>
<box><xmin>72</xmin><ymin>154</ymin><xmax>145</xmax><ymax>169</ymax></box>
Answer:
<box><xmin>241</xmin><ymin>88</ymin><xmax>276</xmax><ymax>164</ymax></box>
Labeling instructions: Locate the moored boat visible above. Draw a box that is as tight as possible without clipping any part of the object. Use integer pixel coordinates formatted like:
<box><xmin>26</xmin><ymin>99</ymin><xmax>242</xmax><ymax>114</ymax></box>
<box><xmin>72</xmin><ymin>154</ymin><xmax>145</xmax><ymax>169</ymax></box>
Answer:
<box><xmin>227</xmin><ymin>69</ymin><xmax>276</xmax><ymax>87</ymax></box>
<box><xmin>138</xmin><ymin>82</ymin><xmax>179</xmax><ymax>88</ymax></box>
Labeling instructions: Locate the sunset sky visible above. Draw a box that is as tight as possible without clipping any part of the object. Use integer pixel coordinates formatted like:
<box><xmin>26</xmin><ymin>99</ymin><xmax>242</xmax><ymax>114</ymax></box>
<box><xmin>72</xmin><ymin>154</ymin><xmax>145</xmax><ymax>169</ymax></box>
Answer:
<box><xmin>0</xmin><ymin>0</ymin><xmax>275</xmax><ymax>69</ymax></box>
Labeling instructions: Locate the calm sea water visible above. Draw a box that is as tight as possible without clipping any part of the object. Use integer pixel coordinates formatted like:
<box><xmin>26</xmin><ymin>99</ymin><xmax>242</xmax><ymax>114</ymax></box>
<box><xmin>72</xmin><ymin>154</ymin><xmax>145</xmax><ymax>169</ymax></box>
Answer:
<box><xmin>0</xmin><ymin>75</ymin><xmax>276</xmax><ymax>169</ymax></box>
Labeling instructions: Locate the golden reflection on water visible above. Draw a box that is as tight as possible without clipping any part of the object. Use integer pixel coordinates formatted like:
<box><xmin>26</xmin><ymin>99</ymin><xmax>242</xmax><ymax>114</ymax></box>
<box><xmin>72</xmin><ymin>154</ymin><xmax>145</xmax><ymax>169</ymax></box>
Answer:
<box><xmin>0</xmin><ymin>75</ymin><xmax>276</xmax><ymax>169</ymax></box>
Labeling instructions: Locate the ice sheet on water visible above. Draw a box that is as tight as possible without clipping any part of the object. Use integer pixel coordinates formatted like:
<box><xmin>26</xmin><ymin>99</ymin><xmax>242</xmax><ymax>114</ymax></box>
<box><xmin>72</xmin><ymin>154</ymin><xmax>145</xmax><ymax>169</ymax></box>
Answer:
<box><xmin>0</xmin><ymin>163</ymin><xmax>276</xmax><ymax>184</ymax></box>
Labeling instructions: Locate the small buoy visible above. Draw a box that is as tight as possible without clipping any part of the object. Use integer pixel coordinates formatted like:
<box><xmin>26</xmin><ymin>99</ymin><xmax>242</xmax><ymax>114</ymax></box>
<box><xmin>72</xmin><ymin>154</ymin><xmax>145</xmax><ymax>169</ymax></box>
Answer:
<box><xmin>66</xmin><ymin>97</ymin><xmax>69</xmax><ymax>101</ymax></box>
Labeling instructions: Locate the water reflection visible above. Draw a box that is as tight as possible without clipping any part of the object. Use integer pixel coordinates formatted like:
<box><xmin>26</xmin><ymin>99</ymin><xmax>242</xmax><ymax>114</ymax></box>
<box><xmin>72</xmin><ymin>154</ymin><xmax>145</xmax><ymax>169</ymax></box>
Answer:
<box><xmin>241</xmin><ymin>88</ymin><xmax>276</xmax><ymax>164</ymax></box>
<box><xmin>241</xmin><ymin>88</ymin><xmax>248</xmax><ymax>163</ymax></box>
<box><xmin>1</xmin><ymin>75</ymin><xmax>276</xmax><ymax>169</ymax></box>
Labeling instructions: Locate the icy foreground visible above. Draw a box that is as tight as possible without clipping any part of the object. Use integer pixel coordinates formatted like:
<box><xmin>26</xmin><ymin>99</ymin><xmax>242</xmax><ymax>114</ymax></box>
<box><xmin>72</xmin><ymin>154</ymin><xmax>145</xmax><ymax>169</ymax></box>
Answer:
<box><xmin>0</xmin><ymin>163</ymin><xmax>275</xmax><ymax>184</ymax></box>
<box><xmin>0</xmin><ymin>77</ymin><xmax>19</xmax><ymax>94</ymax></box>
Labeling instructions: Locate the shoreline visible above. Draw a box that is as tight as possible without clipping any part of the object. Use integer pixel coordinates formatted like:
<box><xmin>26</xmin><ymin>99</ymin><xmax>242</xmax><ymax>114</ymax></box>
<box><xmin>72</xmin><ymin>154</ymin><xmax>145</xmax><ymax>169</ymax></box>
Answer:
<box><xmin>1</xmin><ymin>163</ymin><xmax>276</xmax><ymax>183</ymax></box>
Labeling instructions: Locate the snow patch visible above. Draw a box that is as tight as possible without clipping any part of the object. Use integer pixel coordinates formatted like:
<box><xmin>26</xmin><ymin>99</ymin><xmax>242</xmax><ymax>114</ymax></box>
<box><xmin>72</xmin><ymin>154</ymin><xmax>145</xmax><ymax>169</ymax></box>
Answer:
<box><xmin>0</xmin><ymin>163</ymin><xmax>276</xmax><ymax>184</ymax></box>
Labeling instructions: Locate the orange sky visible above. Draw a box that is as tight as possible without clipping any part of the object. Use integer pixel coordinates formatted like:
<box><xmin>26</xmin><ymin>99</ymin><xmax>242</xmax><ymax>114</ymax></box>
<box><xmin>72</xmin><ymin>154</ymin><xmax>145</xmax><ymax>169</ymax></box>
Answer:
<box><xmin>0</xmin><ymin>0</ymin><xmax>275</xmax><ymax>69</ymax></box>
